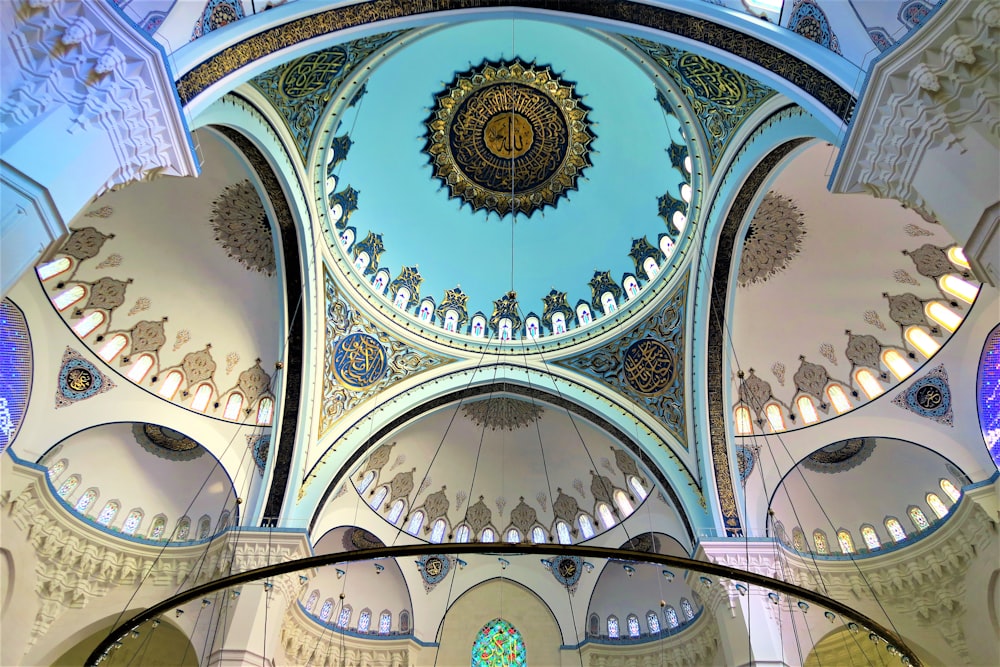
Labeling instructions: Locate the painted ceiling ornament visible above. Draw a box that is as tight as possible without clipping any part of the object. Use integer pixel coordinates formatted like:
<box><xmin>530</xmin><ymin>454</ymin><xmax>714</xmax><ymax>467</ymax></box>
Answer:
<box><xmin>735</xmin><ymin>444</ymin><xmax>756</xmax><ymax>484</ymax></box>
<box><xmin>738</xmin><ymin>369</ymin><xmax>773</xmax><ymax>415</ymax></box>
<box><xmin>133</xmin><ymin>423</ymin><xmax>204</xmax><ymax>462</ymax></box>
<box><xmin>85</xmin><ymin>206</ymin><xmax>114</xmax><ymax>219</ymax></box>
<box><xmin>331</xmin><ymin>332</ymin><xmax>388</xmax><ymax>390</ymax></box>
<box><xmin>793</xmin><ymin>356</ymin><xmax>831</xmax><ymax>401</ymax></box>
<box><xmin>55</xmin><ymin>347</ymin><xmax>115</xmax><ymax>409</ymax></box>
<box><xmin>423</xmin><ymin>59</ymin><xmax>594</xmax><ymax>218</ymax></box>
<box><xmin>893</xmin><ymin>364</ymin><xmax>954</xmax><ymax>426</ymax></box>
<box><xmin>461</xmin><ymin>397</ymin><xmax>544</xmax><ymax>431</ymax></box>
<box><xmin>191</xmin><ymin>0</ymin><xmax>244</xmax><ymax>41</ymax></box>
<box><xmin>738</xmin><ymin>191</ymin><xmax>806</xmax><ymax>287</ymax></box>
<box><xmin>344</xmin><ymin>527</ymin><xmax>384</xmax><ymax>552</ymax></box>
<box><xmin>801</xmin><ymin>438</ymin><xmax>876</xmax><ymax>474</ymax></box>
<box><xmin>181</xmin><ymin>345</ymin><xmax>217</xmax><ymax>388</ymax></box>
<box><xmin>59</xmin><ymin>226</ymin><xmax>114</xmax><ymax>262</ymax></box>
<box><xmin>770</xmin><ymin>362</ymin><xmax>786</xmax><ymax>386</ymax></box>
<box><xmin>238</xmin><ymin>359</ymin><xmax>272</xmax><ymax>403</ymax></box>
<box><xmin>904</xmin><ymin>243</ymin><xmax>956</xmax><ymax>279</ymax></box>
<box><xmin>210</xmin><ymin>180</ymin><xmax>276</xmax><ymax>276</ymax></box>
<box><xmin>864</xmin><ymin>309</ymin><xmax>887</xmax><ymax>331</ymax></box>
<box><xmin>844</xmin><ymin>330</ymin><xmax>882</xmax><ymax>371</ymax></box>
<box><xmin>547</xmin><ymin>555</ymin><xmax>583</xmax><ymax>593</ymax></box>
<box><xmin>788</xmin><ymin>0</ymin><xmax>842</xmax><ymax>55</ymax></box>
<box><xmin>416</xmin><ymin>554</ymin><xmax>453</xmax><ymax>592</ymax></box>
<box><xmin>127</xmin><ymin>319</ymin><xmax>166</xmax><ymax>359</ymax></box>
<box><xmin>249</xmin><ymin>433</ymin><xmax>270</xmax><ymax>473</ymax></box>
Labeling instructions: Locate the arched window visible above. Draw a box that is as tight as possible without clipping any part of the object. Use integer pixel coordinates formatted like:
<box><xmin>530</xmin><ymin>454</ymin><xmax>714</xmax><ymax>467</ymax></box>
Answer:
<box><xmin>471</xmin><ymin>315</ymin><xmax>487</xmax><ymax>337</ymax></box>
<box><xmin>576</xmin><ymin>303</ymin><xmax>593</xmax><ymax>325</ymax></box>
<box><xmin>647</xmin><ymin>611</ymin><xmax>661</xmax><ymax>634</ymax></box>
<box><xmin>665</xmin><ymin>606</ymin><xmax>680</xmax><ymax>628</ymax></box>
<box><xmin>305</xmin><ymin>590</ymin><xmax>319</xmax><ymax>612</ymax></box>
<box><xmin>194</xmin><ymin>515</ymin><xmax>211</xmax><ymax>539</ymax></box>
<box><xmin>319</xmin><ymin>599</ymin><xmax>334</xmax><ymax>622</ymax></box>
<box><xmin>589</xmin><ymin>614</ymin><xmax>600</xmax><ymax>637</ymax></box>
<box><xmin>455</xmin><ymin>525</ymin><xmax>470</xmax><ymax>543</ymax></box>
<box><xmin>369</xmin><ymin>486</ymin><xmax>388</xmax><ymax>511</ymax></box>
<box><xmin>659</xmin><ymin>235</ymin><xmax>675</xmax><ymax>259</ymax></box>
<box><xmin>837</xmin><ymin>529</ymin><xmax>855</xmax><ymax>554</ymax></box>
<box><xmin>672</xmin><ymin>210</ymin><xmax>687</xmax><ymax>232</ymax></box>
<box><xmin>885</xmin><ymin>517</ymin><xmax>907</xmax><ymax>542</ymax></box>
<box><xmin>223</xmin><ymin>392</ymin><xmax>244</xmax><ymax>420</ymax></box>
<box><xmin>796</xmin><ymin>395</ymin><xmax>819</xmax><ymax>424</ymax></box>
<box><xmin>598</xmin><ymin>503</ymin><xmax>616</xmax><ymax>529</ymax></box>
<box><xmin>506</xmin><ymin>528</ymin><xmax>521</xmax><ymax>543</ymax></box>
<box><xmin>256</xmin><ymin>397</ymin><xmax>274</xmax><ymax>425</ymax></box>
<box><xmin>158</xmin><ymin>371</ymin><xmax>183</xmax><ymax>399</ymax></box>
<box><xmin>53</xmin><ymin>285</ymin><xmax>85</xmax><ymax>311</ymax></box>
<box><xmin>947</xmin><ymin>246</ymin><xmax>970</xmax><ymax>269</ymax></box>
<box><xmin>406</xmin><ymin>510</ymin><xmax>424</xmax><ymax>534</ymax></box>
<box><xmin>480</xmin><ymin>528</ymin><xmax>495</xmax><ymax>543</ymax></box>
<box><xmin>339</xmin><ymin>228</ymin><xmax>354</xmax><ymax>247</ymax></box>
<box><xmin>613</xmin><ymin>489</ymin><xmax>633</xmax><ymax>517</ymax></box>
<box><xmin>175</xmin><ymin>516</ymin><xmax>191</xmax><ymax>540</ymax></box>
<box><xmin>926</xmin><ymin>493</ymin><xmax>949</xmax><ymax>518</ymax></box>
<box><xmin>531</xmin><ymin>526</ymin><xmax>546</xmax><ymax>543</ymax></box>
<box><xmin>861</xmin><ymin>525</ymin><xmax>881</xmax><ymax>550</ymax></box>
<box><xmin>926</xmin><ymin>301</ymin><xmax>962</xmax><ymax>332</ymax></box>
<box><xmin>626</xmin><ymin>614</ymin><xmax>640</xmax><ymax>638</ymax></box>
<box><xmin>378</xmin><ymin>611</ymin><xmax>391</xmax><ymax>635</ymax></box>
<box><xmin>827</xmin><ymin>384</ymin><xmax>852</xmax><ymax>414</ymax></box>
<box><xmin>939</xmin><ymin>274</ymin><xmax>978</xmax><ymax>304</ymax></box>
<box><xmin>399</xmin><ymin>610</ymin><xmax>410</xmax><ymax>633</ymax></box>
<box><xmin>393</xmin><ymin>287</ymin><xmax>410</xmax><ymax>310</ymax></box>
<box><xmin>330</xmin><ymin>202</ymin><xmax>344</xmax><ymax>224</ymax></box>
<box><xmin>765</xmin><ymin>403</ymin><xmax>785</xmax><ymax>432</ymax></box>
<box><xmin>525</xmin><ymin>316</ymin><xmax>540</xmax><ymax>340</ymax></box>
<box><xmin>48</xmin><ymin>459</ymin><xmax>67</xmax><ymax>480</ymax></box>
<box><xmin>813</xmin><ymin>530</ymin><xmax>828</xmax><ymax>554</ymax></box>
<box><xmin>190</xmin><ymin>383</ymin><xmax>213</xmax><ymax>412</ymax></box>
<box><xmin>906</xmin><ymin>326</ymin><xmax>940</xmax><ymax>358</ymax></box>
<box><xmin>125</xmin><ymin>354</ymin><xmax>154</xmax><ymax>383</ymax></box>
<box><xmin>552</xmin><ymin>312</ymin><xmax>567</xmax><ymax>335</ymax></box>
<box><xmin>556</xmin><ymin>521</ymin><xmax>572</xmax><ymax>545</ymax></box>
<box><xmin>336</xmin><ymin>605</ymin><xmax>351</xmax><ymax>627</ymax></box>
<box><xmin>940</xmin><ymin>479</ymin><xmax>961</xmax><ymax>502</ymax></box>
<box><xmin>444</xmin><ymin>310</ymin><xmax>459</xmax><ymax>333</ymax></box>
<box><xmin>57</xmin><ymin>474</ymin><xmax>80</xmax><ymax>499</ymax></box>
<box><xmin>72</xmin><ymin>311</ymin><xmax>105</xmax><ymax>338</ymax></box>
<box><xmin>387</xmin><ymin>499</ymin><xmax>405</xmax><ymax>524</ymax></box>
<box><xmin>628</xmin><ymin>477</ymin><xmax>647</xmax><ymax>501</ymax></box>
<box><xmin>430</xmin><ymin>519</ymin><xmax>447</xmax><ymax>543</ymax></box>
<box><xmin>357</xmin><ymin>470</ymin><xmax>375</xmax><ymax>494</ymax></box>
<box><xmin>372</xmin><ymin>270</ymin><xmax>390</xmax><ymax>295</ymax></box>
<box><xmin>624</xmin><ymin>276</ymin><xmax>640</xmax><ymax>299</ymax></box>
<box><xmin>882</xmin><ymin>349</ymin><xmax>913</xmax><ymax>381</ymax></box>
<box><xmin>681</xmin><ymin>598</ymin><xmax>695</xmax><ymax>621</ymax></box>
<box><xmin>74</xmin><ymin>488</ymin><xmax>98</xmax><ymax>514</ymax></box>
<box><xmin>643</xmin><ymin>256</ymin><xmax>659</xmax><ymax>280</ymax></box>
<box><xmin>98</xmin><ymin>334</ymin><xmax>128</xmax><ymax>362</ymax></box>
<box><xmin>37</xmin><ymin>257</ymin><xmax>71</xmax><ymax>280</ymax></box>
<box><xmin>607</xmin><ymin>615</ymin><xmax>620</xmax><ymax>638</ymax></box>
<box><xmin>792</xmin><ymin>527</ymin><xmax>806</xmax><ymax>551</ymax></box>
<box><xmin>217</xmin><ymin>510</ymin><xmax>231</xmax><ymax>531</ymax></box>
<box><xmin>734</xmin><ymin>405</ymin><xmax>753</xmax><ymax>435</ymax></box>
<box><xmin>418</xmin><ymin>299</ymin><xmax>434</xmax><ymax>322</ymax></box>
<box><xmin>908</xmin><ymin>506</ymin><xmax>930</xmax><ymax>531</ymax></box>
<box><xmin>578</xmin><ymin>514</ymin><xmax>595</xmax><ymax>539</ymax></box>
<box><xmin>357</xmin><ymin>609</ymin><xmax>372</xmax><ymax>633</ymax></box>
<box><xmin>354</xmin><ymin>251</ymin><xmax>370</xmax><ymax>273</ymax></box>
<box><xmin>680</xmin><ymin>183</ymin><xmax>692</xmax><ymax>203</ymax></box>
<box><xmin>855</xmin><ymin>369</ymin><xmax>884</xmax><ymax>399</ymax></box>
<box><xmin>683</xmin><ymin>155</ymin><xmax>693</xmax><ymax>174</ymax></box>
<box><xmin>96</xmin><ymin>501</ymin><xmax>119</xmax><ymax>526</ymax></box>
<box><xmin>122</xmin><ymin>509</ymin><xmax>143</xmax><ymax>536</ymax></box>
<box><xmin>472</xmin><ymin>619</ymin><xmax>526</xmax><ymax>667</ymax></box>
<box><xmin>149</xmin><ymin>515</ymin><xmax>167</xmax><ymax>539</ymax></box>
<box><xmin>600</xmin><ymin>292</ymin><xmax>617</xmax><ymax>315</ymax></box>
<box><xmin>498</xmin><ymin>317</ymin><xmax>513</xmax><ymax>341</ymax></box>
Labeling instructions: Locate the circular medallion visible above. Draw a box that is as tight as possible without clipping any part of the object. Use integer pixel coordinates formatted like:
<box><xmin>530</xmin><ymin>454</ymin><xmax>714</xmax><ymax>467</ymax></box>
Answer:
<box><xmin>908</xmin><ymin>377</ymin><xmax>950</xmax><ymax>418</ymax></box>
<box><xmin>65</xmin><ymin>366</ymin><xmax>93</xmax><ymax>392</ymax></box>
<box><xmin>331</xmin><ymin>332</ymin><xmax>388</xmax><ymax>390</ymax></box>
<box><xmin>59</xmin><ymin>359</ymin><xmax>102</xmax><ymax>399</ymax></box>
<box><xmin>551</xmin><ymin>555</ymin><xmax>582</xmax><ymax>587</ymax></box>
<box><xmin>622</xmin><ymin>339</ymin><xmax>675</xmax><ymax>395</ymax></box>
<box><xmin>424</xmin><ymin>59</ymin><xmax>594</xmax><ymax>217</ymax></box>
<box><xmin>418</xmin><ymin>554</ymin><xmax>450</xmax><ymax>586</ymax></box>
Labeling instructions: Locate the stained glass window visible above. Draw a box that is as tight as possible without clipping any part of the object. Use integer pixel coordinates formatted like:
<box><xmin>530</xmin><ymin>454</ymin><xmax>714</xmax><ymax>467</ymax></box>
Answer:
<box><xmin>122</xmin><ymin>510</ymin><xmax>143</xmax><ymax>535</ymax></box>
<box><xmin>531</xmin><ymin>527</ymin><xmax>546</xmax><ymax>544</ymax></box>
<box><xmin>369</xmin><ymin>486</ymin><xmax>388</xmax><ymax>511</ymax></box>
<box><xmin>378</xmin><ymin>611</ymin><xmax>391</xmax><ymax>634</ymax></box>
<box><xmin>600</xmin><ymin>292</ymin><xmax>617</xmax><ymax>315</ymax></box>
<box><xmin>400</xmin><ymin>610</ymin><xmax>410</xmax><ymax>633</ymax></box>
<box><xmin>939</xmin><ymin>274</ymin><xmax>978</xmax><ymax>304</ymax></box>
<box><xmin>336</xmin><ymin>606</ymin><xmax>351</xmax><ymax>627</ymax></box>
<box><xmin>223</xmin><ymin>392</ymin><xmax>244</xmax><ymax>420</ymax></box>
<box><xmin>471</xmin><ymin>619</ymin><xmax>526</xmax><ymax>667</ymax></box>
<box><xmin>387</xmin><ymin>499</ymin><xmax>405</xmax><ymax>524</ymax></box>
<box><xmin>613</xmin><ymin>489</ymin><xmax>633</xmax><ymax>516</ymax></box>
<box><xmin>906</xmin><ymin>326</ymin><xmax>940</xmax><ymax>358</ymax></box>
<box><xmin>792</xmin><ymin>528</ymin><xmax>806</xmax><ymax>551</ymax></box>
<box><xmin>765</xmin><ymin>403</ymin><xmax>785</xmax><ymax>432</ymax></box>
<box><xmin>305</xmin><ymin>590</ymin><xmax>319</xmax><ymax>612</ymax></box>
<box><xmin>357</xmin><ymin>471</ymin><xmax>375</xmax><ymax>494</ymax></box>
<box><xmin>455</xmin><ymin>525</ymin><xmax>471</xmax><ymax>543</ymax></box>
<box><xmin>855</xmin><ymin>369</ymin><xmax>884</xmax><ymax>399</ymax></box>
<box><xmin>256</xmin><ymin>397</ymin><xmax>274</xmax><ymax>425</ymax></box>
<box><xmin>948</xmin><ymin>246</ymin><xmax>970</xmax><ymax>269</ymax></box>
<box><xmin>681</xmin><ymin>598</ymin><xmax>695</xmax><ymax>621</ymax></box>
<box><xmin>72</xmin><ymin>311</ymin><xmax>104</xmax><ymax>338</ymax></box>
<box><xmin>506</xmin><ymin>528</ymin><xmax>520</xmax><ymax>543</ymax></box>
<box><xmin>406</xmin><ymin>509</ymin><xmax>424</xmax><ymax>534</ymax></box>
<box><xmin>57</xmin><ymin>475</ymin><xmax>80</xmax><ymax>499</ymax></box>
<box><xmin>597</xmin><ymin>503</ymin><xmax>615</xmax><ymax>529</ymax></box>
<box><xmin>198</xmin><ymin>515</ymin><xmax>211</xmax><ymax>539</ymax></box>
<box><xmin>628</xmin><ymin>476</ymin><xmax>647</xmax><ymax>501</ymax></box>
<box><xmin>481</xmin><ymin>528</ymin><xmax>495</xmax><ymax>543</ymax></box>
<box><xmin>882</xmin><ymin>349</ymin><xmax>913</xmax><ymax>381</ymax></box>
<box><xmin>556</xmin><ymin>521</ymin><xmax>571</xmax><ymax>545</ymax></box>
<box><xmin>885</xmin><ymin>517</ymin><xmax>907</xmax><ymax>542</ymax></box>
<box><xmin>926</xmin><ymin>493</ymin><xmax>949</xmax><ymax>518</ymax></box>
<box><xmin>665</xmin><ymin>606</ymin><xmax>679</xmax><ymax>628</ymax></box>
<box><xmin>925</xmin><ymin>302</ymin><xmax>961</xmax><ymax>332</ymax></box>
<box><xmin>647</xmin><ymin>611</ymin><xmax>660</xmax><ymax>633</ymax></box>
<box><xmin>813</xmin><ymin>530</ymin><xmax>828</xmax><ymax>554</ymax></box>
<box><xmin>358</xmin><ymin>610</ymin><xmax>371</xmax><ymax>633</ymax></box>
<box><xmin>175</xmin><ymin>517</ymin><xmax>191</xmax><ymax>540</ymax></box>
<box><xmin>734</xmin><ymin>406</ymin><xmax>753</xmax><ymax>435</ymax></box>
<box><xmin>48</xmin><ymin>459</ymin><xmax>66</xmax><ymax>481</ymax></box>
<box><xmin>158</xmin><ymin>371</ymin><xmax>183</xmax><ymax>399</ymax></box>
<box><xmin>578</xmin><ymin>514</ymin><xmax>595</xmax><ymax>539</ymax></box>
<box><xmin>191</xmin><ymin>384</ymin><xmax>213</xmax><ymax>412</ymax></box>
<box><xmin>940</xmin><ymin>479</ymin><xmax>961</xmax><ymax>503</ymax></box>
<box><xmin>588</xmin><ymin>614</ymin><xmax>599</xmax><ymax>637</ymax></box>
<box><xmin>797</xmin><ymin>396</ymin><xmax>819</xmax><ymax>424</ymax></box>
<box><xmin>626</xmin><ymin>614</ymin><xmax>640</xmax><ymax>638</ymax></box>
<box><xmin>837</xmin><ymin>529</ymin><xmax>855</xmax><ymax>554</ymax></box>
<box><xmin>607</xmin><ymin>616</ymin><xmax>619</xmax><ymax>638</ymax></box>
<box><xmin>659</xmin><ymin>235</ymin><xmax>675</xmax><ymax>259</ymax></box>
<box><xmin>861</xmin><ymin>525</ymin><xmax>881</xmax><ymax>550</ymax></box>
<box><xmin>96</xmin><ymin>501</ymin><xmax>119</xmax><ymax>526</ymax></box>
<box><xmin>319</xmin><ymin>599</ymin><xmax>334</xmax><ymax>622</ymax></box>
<box><xmin>908</xmin><ymin>506</ymin><xmax>930</xmax><ymax>530</ymax></box>
<box><xmin>827</xmin><ymin>384</ymin><xmax>852</xmax><ymax>414</ymax></box>
<box><xmin>430</xmin><ymin>519</ymin><xmax>447</xmax><ymax>543</ymax></box>
<box><xmin>74</xmin><ymin>488</ymin><xmax>98</xmax><ymax>513</ymax></box>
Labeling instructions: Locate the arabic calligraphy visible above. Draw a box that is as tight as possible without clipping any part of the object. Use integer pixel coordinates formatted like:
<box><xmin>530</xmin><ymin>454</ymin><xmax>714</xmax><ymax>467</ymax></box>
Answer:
<box><xmin>331</xmin><ymin>332</ymin><xmax>388</xmax><ymax>390</ymax></box>
<box><xmin>424</xmin><ymin>557</ymin><xmax>443</xmax><ymax>577</ymax></box>
<box><xmin>278</xmin><ymin>48</ymin><xmax>348</xmax><ymax>98</ymax></box>
<box><xmin>623</xmin><ymin>339</ymin><xmax>675</xmax><ymax>395</ymax></box>
<box><xmin>484</xmin><ymin>112</ymin><xmax>534</xmax><ymax>159</ymax></box>
<box><xmin>915</xmin><ymin>384</ymin><xmax>942</xmax><ymax>410</ymax></box>
<box><xmin>66</xmin><ymin>367</ymin><xmax>94</xmax><ymax>392</ymax></box>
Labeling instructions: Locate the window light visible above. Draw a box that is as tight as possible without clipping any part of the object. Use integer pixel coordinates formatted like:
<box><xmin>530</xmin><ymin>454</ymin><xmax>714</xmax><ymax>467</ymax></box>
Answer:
<box><xmin>940</xmin><ymin>479</ymin><xmax>961</xmax><ymax>503</ymax></box>
<box><xmin>734</xmin><ymin>405</ymin><xmax>753</xmax><ymax>435</ymax></box>
<box><xmin>827</xmin><ymin>384</ymin><xmax>852</xmax><ymax>414</ymax></box>
<box><xmin>407</xmin><ymin>510</ymin><xmax>424</xmax><ymax>534</ymax></box>
<box><xmin>765</xmin><ymin>403</ymin><xmax>785</xmax><ymax>432</ymax></box>
<box><xmin>796</xmin><ymin>396</ymin><xmax>819</xmax><ymax>424</ymax></box>
<box><xmin>855</xmin><ymin>369</ymin><xmax>884</xmax><ymax>399</ymax></box>
<box><xmin>191</xmin><ymin>384</ymin><xmax>213</xmax><ymax>412</ymax></box>
<box><xmin>37</xmin><ymin>257</ymin><xmax>71</xmax><ymax>280</ymax></box>
<box><xmin>906</xmin><ymin>326</ymin><xmax>940</xmax><ymax>358</ymax></box>
<box><xmin>947</xmin><ymin>246</ymin><xmax>970</xmax><ymax>270</ymax></box>
<box><xmin>256</xmin><ymin>397</ymin><xmax>274</xmax><ymax>425</ymax></box>
<box><xmin>223</xmin><ymin>393</ymin><xmax>244</xmax><ymax>420</ymax></box>
<box><xmin>430</xmin><ymin>519</ymin><xmax>446</xmax><ymax>543</ymax></box>
<box><xmin>926</xmin><ymin>493</ymin><xmax>948</xmax><ymax>518</ymax></box>
<box><xmin>53</xmin><ymin>285</ymin><xmax>85</xmax><ymax>311</ymax></box>
<box><xmin>882</xmin><ymin>349</ymin><xmax>913</xmax><ymax>381</ymax></box>
<box><xmin>597</xmin><ymin>503</ymin><xmax>616</xmax><ymax>529</ymax></box>
<box><xmin>158</xmin><ymin>371</ymin><xmax>183</xmax><ymax>399</ymax></box>
<box><xmin>939</xmin><ymin>274</ymin><xmax>978</xmax><ymax>304</ymax></box>
<box><xmin>925</xmin><ymin>301</ymin><xmax>962</xmax><ymax>332</ymax></box>
<box><xmin>72</xmin><ymin>311</ymin><xmax>105</xmax><ymax>338</ymax></box>
<box><xmin>613</xmin><ymin>489</ymin><xmax>634</xmax><ymax>516</ymax></box>
<box><xmin>98</xmin><ymin>334</ymin><xmax>128</xmax><ymax>362</ymax></box>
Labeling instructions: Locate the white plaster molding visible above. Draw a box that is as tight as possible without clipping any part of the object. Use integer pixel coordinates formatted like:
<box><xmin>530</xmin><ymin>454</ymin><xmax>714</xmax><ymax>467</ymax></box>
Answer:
<box><xmin>280</xmin><ymin>602</ymin><xmax>412</xmax><ymax>667</ymax></box>
<box><xmin>1</xmin><ymin>0</ymin><xmax>198</xmax><ymax>194</ymax></box>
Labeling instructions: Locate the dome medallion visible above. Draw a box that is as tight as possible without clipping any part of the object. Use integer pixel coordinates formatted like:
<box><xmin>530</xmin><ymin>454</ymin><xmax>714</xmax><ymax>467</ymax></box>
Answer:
<box><xmin>424</xmin><ymin>59</ymin><xmax>594</xmax><ymax>218</ymax></box>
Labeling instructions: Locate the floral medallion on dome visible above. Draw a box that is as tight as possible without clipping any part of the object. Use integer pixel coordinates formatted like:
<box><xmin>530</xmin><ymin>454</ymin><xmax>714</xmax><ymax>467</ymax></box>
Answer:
<box><xmin>210</xmin><ymin>180</ymin><xmax>276</xmax><ymax>276</ymax></box>
<box><xmin>424</xmin><ymin>59</ymin><xmax>594</xmax><ymax>218</ymax></box>
<box><xmin>738</xmin><ymin>191</ymin><xmax>806</xmax><ymax>287</ymax></box>
<box><xmin>55</xmin><ymin>347</ymin><xmax>115</xmax><ymax>409</ymax></box>
<box><xmin>134</xmin><ymin>423</ymin><xmax>205</xmax><ymax>462</ymax></box>
<box><xmin>462</xmin><ymin>397</ymin><xmax>544</xmax><ymax>431</ymax></box>
<box><xmin>801</xmin><ymin>438</ymin><xmax>875</xmax><ymax>474</ymax></box>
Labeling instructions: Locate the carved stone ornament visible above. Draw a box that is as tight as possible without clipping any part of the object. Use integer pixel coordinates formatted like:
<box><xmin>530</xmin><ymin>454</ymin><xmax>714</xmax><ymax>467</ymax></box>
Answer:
<box><xmin>793</xmin><ymin>358</ymin><xmax>830</xmax><ymax>400</ymax></box>
<box><xmin>237</xmin><ymin>359</ymin><xmax>271</xmax><ymax>403</ymax></box>
<box><xmin>180</xmin><ymin>345</ymin><xmax>217</xmax><ymax>387</ymax></box>
<box><xmin>128</xmin><ymin>319</ymin><xmax>166</xmax><ymax>357</ymax></box>
<box><xmin>210</xmin><ymin>180</ymin><xmax>276</xmax><ymax>276</ymax></box>
<box><xmin>552</xmin><ymin>488</ymin><xmax>581</xmax><ymax>525</ymax></box>
<box><xmin>738</xmin><ymin>191</ymin><xmax>807</xmax><ymax>287</ymax></box>
<box><xmin>360</xmin><ymin>441</ymin><xmax>394</xmax><ymax>479</ymax></box>
<box><xmin>612</xmin><ymin>447</ymin><xmax>643</xmax><ymax>483</ymax></box>
<box><xmin>886</xmin><ymin>292</ymin><xmax>930</xmax><ymax>328</ymax></box>
<box><xmin>464</xmin><ymin>496</ymin><xmax>493</xmax><ymax>534</ymax></box>
<box><xmin>844</xmin><ymin>331</ymin><xmax>882</xmax><ymax>370</ymax></box>
<box><xmin>461</xmin><ymin>397</ymin><xmax>544</xmax><ymax>431</ymax></box>
<box><xmin>508</xmin><ymin>497</ymin><xmax>538</xmax><ymax>534</ymax></box>
<box><xmin>589</xmin><ymin>470</ymin><xmax>614</xmax><ymax>503</ymax></box>
<box><xmin>905</xmin><ymin>243</ymin><xmax>956</xmax><ymax>279</ymax></box>
<box><xmin>83</xmin><ymin>276</ymin><xmax>130</xmax><ymax>312</ymax></box>
<box><xmin>58</xmin><ymin>227</ymin><xmax>113</xmax><ymax>262</ymax></box>
<box><xmin>386</xmin><ymin>468</ymin><xmax>416</xmax><ymax>508</ymax></box>
<box><xmin>421</xmin><ymin>486</ymin><xmax>450</xmax><ymax>522</ymax></box>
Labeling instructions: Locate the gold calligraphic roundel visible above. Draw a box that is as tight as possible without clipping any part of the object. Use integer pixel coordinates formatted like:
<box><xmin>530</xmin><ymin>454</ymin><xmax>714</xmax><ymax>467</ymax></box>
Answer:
<box><xmin>424</xmin><ymin>59</ymin><xmax>594</xmax><ymax>218</ymax></box>
<box><xmin>622</xmin><ymin>338</ymin><xmax>675</xmax><ymax>395</ymax></box>
<box><xmin>331</xmin><ymin>332</ymin><xmax>388</xmax><ymax>390</ymax></box>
